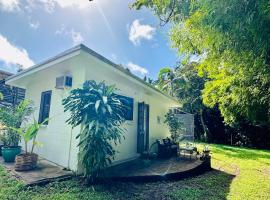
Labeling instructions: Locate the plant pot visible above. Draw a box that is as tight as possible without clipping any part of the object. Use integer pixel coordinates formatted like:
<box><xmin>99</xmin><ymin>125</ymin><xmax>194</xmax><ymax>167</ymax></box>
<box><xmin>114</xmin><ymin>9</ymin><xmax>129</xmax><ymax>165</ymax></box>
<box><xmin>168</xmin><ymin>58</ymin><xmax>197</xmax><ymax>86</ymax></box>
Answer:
<box><xmin>2</xmin><ymin>146</ymin><xmax>21</xmax><ymax>162</ymax></box>
<box><xmin>15</xmin><ymin>153</ymin><xmax>38</xmax><ymax>171</ymax></box>
<box><xmin>0</xmin><ymin>145</ymin><xmax>4</xmax><ymax>156</ymax></box>
<box><xmin>203</xmin><ymin>150</ymin><xmax>210</xmax><ymax>157</ymax></box>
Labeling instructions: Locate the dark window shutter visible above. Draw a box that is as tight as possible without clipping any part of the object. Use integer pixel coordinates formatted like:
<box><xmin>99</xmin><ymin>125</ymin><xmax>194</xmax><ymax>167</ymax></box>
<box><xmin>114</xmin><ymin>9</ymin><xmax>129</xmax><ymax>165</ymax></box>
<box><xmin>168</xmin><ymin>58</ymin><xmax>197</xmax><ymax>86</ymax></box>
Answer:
<box><xmin>38</xmin><ymin>90</ymin><xmax>52</xmax><ymax>124</ymax></box>
<box><xmin>145</xmin><ymin>104</ymin><xmax>150</xmax><ymax>151</ymax></box>
<box><xmin>137</xmin><ymin>102</ymin><xmax>145</xmax><ymax>153</ymax></box>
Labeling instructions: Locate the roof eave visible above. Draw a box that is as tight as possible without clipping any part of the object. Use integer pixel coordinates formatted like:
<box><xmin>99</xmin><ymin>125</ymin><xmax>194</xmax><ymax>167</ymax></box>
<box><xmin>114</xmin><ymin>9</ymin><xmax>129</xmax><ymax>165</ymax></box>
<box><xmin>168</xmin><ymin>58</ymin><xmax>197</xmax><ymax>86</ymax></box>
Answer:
<box><xmin>6</xmin><ymin>44</ymin><xmax>178</xmax><ymax>103</ymax></box>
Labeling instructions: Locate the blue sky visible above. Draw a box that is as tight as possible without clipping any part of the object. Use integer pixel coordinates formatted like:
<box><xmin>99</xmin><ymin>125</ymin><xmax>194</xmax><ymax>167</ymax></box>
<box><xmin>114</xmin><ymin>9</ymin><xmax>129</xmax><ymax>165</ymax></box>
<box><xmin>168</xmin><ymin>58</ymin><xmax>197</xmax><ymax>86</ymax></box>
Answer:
<box><xmin>0</xmin><ymin>0</ymin><xmax>178</xmax><ymax>79</ymax></box>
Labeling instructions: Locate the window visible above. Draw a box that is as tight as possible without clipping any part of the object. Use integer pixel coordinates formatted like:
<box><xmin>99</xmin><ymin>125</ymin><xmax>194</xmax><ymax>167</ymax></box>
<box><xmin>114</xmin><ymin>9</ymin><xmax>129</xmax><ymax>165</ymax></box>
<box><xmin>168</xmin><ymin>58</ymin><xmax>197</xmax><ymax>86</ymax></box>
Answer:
<box><xmin>116</xmin><ymin>94</ymin><xmax>134</xmax><ymax>120</ymax></box>
<box><xmin>38</xmin><ymin>90</ymin><xmax>52</xmax><ymax>124</ymax></box>
<box><xmin>65</xmin><ymin>76</ymin><xmax>72</xmax><ymax>87</ymax></box>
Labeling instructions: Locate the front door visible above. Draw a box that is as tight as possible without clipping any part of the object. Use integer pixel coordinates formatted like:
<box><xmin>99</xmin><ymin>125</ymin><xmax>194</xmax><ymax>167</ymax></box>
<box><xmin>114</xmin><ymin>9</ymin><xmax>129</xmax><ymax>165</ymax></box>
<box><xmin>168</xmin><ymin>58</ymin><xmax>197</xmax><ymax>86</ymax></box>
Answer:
<box><xmin>137</xmin><ymin>102</ymin><xmax>149</xmax><ymax>153</ymax></box>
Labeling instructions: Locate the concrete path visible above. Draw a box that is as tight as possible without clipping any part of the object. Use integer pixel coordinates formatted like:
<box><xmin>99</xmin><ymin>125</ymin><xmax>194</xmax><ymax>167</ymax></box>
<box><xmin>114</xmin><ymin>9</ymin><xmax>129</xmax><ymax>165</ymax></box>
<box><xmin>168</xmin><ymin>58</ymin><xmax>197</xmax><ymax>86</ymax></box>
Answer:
<box><xmin>0</xmin><ymin>156</ymin><xmax>73</xmax><ymax>186</ymax></box>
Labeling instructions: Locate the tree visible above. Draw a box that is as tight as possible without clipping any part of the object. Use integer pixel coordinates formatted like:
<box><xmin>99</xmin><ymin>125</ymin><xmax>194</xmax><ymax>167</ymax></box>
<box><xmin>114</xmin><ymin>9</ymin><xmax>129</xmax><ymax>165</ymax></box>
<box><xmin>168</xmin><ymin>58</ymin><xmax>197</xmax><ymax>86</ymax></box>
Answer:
<box><xmin>174</xmin><ymin>62</ymin><xmax>210</xmax><ymax>139</ymax></box>
<box><xmin>62</xmin><ymin>80</ymin><xmax>126</xmax><ymax>182</ymax></box>
<box><xmin>155</xmin><ymin>63</ymin><xmax>210</xmax><ymax>139</ymax></box>
<box><xmin>133</xmin><ymin>0</ymin><xmax>270</xmax><ymax>127</ymax></box>
<box><xmin>174</xmin><ymin>63</ymin><xmax>205</xmax><ymax>114</ymax></box>
<box><xmin>156</xmin><ymin>67</ymin><xmax>175</xmax><ymax>95</ymax></box>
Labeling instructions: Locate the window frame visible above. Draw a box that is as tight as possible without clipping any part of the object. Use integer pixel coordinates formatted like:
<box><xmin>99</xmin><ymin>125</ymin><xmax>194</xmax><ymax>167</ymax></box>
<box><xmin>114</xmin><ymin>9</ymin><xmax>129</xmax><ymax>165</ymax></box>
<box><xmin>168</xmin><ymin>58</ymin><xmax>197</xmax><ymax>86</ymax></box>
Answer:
<box><xmin>38</xmin><ymin>90</ymin><xmax>52</xmax><ymax>125</ymax></box>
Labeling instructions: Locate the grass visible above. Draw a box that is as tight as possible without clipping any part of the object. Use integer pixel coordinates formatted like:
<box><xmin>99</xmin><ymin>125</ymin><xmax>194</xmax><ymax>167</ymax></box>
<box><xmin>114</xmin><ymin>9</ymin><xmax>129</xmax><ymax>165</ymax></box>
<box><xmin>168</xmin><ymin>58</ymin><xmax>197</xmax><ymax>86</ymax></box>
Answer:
<box><xmin>1</xmin><ymin>143</ymin><xmax>270</xmax><ymax>200</ymax></box>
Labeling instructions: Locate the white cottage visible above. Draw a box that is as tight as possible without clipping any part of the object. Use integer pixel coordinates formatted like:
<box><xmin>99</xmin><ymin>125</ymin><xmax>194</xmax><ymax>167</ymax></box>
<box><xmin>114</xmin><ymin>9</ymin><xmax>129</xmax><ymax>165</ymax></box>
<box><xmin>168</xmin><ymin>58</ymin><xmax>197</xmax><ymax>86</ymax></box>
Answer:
<box><xmin>6</xmin><ymin>44</ymin><xmax>180</xmax><ymax>171</ymax></box>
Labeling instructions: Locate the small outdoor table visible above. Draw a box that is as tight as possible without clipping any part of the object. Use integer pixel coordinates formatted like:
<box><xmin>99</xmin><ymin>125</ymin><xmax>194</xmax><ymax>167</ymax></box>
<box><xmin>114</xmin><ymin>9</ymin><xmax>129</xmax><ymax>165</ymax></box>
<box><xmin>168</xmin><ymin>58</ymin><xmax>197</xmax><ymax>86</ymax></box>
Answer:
<box><xmin>178</xmin><ymin>147</ymin><xmax>196</xmax><ymax>160</ymax></box>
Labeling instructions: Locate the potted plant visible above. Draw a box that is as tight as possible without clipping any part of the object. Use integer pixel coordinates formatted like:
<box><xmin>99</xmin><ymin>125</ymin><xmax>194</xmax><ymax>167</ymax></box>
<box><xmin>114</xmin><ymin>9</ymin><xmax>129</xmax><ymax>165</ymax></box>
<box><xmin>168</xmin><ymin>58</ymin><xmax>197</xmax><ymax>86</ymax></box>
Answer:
<box><xmin>203</xmin><ymin>145</ymin><xmax>211</xmax><ymax>157</ymax></box>
<box><xmin>0</xmin><ymin>139</ymin><xmax>4</xmax><ymax>156</ymax></box>
<box><xmin>11</xmin><ymin>118</ymin><xmax>46</xmax><ymax>171</ymax></box>
<box><xmin>164</xmin><ymin>111</ymin><xmax>184</xmax><ymax>144</ymax></box>
<box><xmin>0</xmin><ymin>124</ymin><xmax>5</xmax><ymax>156</ymax></box>
<box><xmin>1</xmin><ymin>132</ymin><xmax>22</xmax><ymax>162</ymax></box>
<box><xmin>0</xmin><ymin>100</ymin><xmax>33</xmax><ymax>162</ymax></box>
<box><xmin>0</xmin><ymin>145</ymin><xmax>3</xmax><ymax>156</ymax></box>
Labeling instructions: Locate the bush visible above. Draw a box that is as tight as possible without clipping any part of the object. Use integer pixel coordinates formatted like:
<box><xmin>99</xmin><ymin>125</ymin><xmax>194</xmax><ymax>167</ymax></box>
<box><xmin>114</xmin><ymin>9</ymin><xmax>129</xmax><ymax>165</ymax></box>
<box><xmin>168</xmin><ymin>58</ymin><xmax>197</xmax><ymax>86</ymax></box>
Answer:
<box><xmin>0</xmin><ymin>100</ymin><xmax>34</xmax><ymax>147</ymax></box>
<box><xmin>63</xmin><ymin>80</ymin><xmax>126</xmax><ymax>182</ymax></box>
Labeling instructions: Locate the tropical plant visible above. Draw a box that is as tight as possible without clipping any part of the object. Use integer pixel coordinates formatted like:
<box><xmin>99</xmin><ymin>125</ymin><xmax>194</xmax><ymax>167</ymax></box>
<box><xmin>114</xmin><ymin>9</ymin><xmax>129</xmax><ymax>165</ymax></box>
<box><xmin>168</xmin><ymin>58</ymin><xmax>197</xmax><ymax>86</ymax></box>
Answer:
<box><xmin>132</xmin><ymin>0</ymin><xmax>270</xmax><ymax>127</ymax></box>
<box><xmin>164</xmin><ymin>111</ymin><xmax>183</xmax><ymax>143</ymax></box>
<box><xmin>0</xmin><ymin>92</ymin><xmax>3</xmax><ymax>100</ymax></box>
<box><xmin>156</xmin><ymin>67</ymin><xmax>175</xmax><ymax>95</ymax></box>
<box><xmin>0</xmin><ymin>100</ymin><xmax>34</xmax><ymax>146</ymax></box>
<box><xmin>10</xmin><ymin>119</ymin><xmax>47</xmax><ymax>154</ymax></box>
<box><xmin>174</xmin><ymin>63</ymin><xmax>211</xmax><ymax>139</ymax></box>
<box><xmin>62</xmin><ymin>80</ymin><xmax>126</xmax><ymax>182</ymax></box>
<box><xmin>156</xmin><ymin>63</ymin><xmax>211</xmax><ymax>139</ymax></box>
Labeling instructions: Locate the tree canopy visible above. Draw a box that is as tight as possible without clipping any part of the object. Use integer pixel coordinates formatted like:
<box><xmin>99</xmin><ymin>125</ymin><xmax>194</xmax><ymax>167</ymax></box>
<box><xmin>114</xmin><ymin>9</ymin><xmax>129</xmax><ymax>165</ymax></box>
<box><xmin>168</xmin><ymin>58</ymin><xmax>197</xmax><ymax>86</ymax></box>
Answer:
<box><xmin>133</xmin><ymin>0</ymin><xmax>270</xmax><ymax>127</ymax></box>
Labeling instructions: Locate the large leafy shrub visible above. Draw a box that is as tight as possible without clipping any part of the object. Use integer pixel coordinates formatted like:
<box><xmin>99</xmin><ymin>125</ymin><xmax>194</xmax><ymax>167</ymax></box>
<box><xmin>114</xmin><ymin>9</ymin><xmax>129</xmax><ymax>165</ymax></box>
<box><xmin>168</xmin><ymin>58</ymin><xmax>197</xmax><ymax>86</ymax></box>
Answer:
<box><xmin>62</xmin><ymin>80</ymin><xmax>126</xmax><ymax>182</ymax></box>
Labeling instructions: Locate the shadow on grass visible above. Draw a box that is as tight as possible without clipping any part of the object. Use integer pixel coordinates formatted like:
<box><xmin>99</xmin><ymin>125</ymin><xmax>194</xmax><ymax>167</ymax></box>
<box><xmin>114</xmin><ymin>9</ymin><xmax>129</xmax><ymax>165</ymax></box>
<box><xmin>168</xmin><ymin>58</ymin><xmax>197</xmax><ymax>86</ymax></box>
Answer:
<box><xmin>97</xmin><ymin>169</ymin><xmax>235</xmax><ymax>200</ymax></box>
<box><xmin>1</xmin><ymin>166</ymin><xmax>234</xmax><ymax>200</ymax></box>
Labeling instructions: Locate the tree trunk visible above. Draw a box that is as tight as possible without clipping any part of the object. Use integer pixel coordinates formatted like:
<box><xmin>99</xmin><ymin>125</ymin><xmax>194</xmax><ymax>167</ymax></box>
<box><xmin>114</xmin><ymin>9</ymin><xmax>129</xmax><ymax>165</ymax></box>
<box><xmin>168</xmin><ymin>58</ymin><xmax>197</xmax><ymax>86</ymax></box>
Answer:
<box><xmin>200</xmin><ymin>110</ymin><xmax>209</xmax><ymax>141</ymax></box>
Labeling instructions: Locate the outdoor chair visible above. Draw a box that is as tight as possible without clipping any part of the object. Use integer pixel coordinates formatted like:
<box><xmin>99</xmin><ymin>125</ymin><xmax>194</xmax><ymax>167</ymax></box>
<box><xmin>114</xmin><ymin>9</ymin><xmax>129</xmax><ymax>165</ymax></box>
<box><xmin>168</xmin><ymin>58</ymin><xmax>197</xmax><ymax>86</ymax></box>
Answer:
<box><xmin>157</xmin><ymin>138</ymin><xmax>178</xmax><ymax>158</ymax></box>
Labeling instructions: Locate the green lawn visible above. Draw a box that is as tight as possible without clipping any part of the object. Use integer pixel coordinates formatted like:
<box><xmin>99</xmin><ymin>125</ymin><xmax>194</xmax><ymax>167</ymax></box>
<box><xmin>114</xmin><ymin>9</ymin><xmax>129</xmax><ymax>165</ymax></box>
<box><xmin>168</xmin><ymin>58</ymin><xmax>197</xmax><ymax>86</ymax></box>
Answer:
<box><xmin>1</xmin><ymin>144</ymin><xmax>270</xmax><ymax>200</ymax></box>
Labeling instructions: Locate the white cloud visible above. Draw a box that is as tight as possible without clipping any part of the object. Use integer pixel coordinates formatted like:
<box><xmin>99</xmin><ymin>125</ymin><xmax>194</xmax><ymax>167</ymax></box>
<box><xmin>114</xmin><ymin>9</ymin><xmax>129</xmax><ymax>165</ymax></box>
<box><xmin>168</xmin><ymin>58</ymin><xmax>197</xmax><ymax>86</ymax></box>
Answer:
<box><xmin>24</xmin><ymin>0</ymin><xmax>55</xmax><ymax>13</ymax></box>
<box><xmin>0</xmin><ymin>0</ymin><xmax>20</xmax><ymax>12</ymax></box>
<box><xmin>127</xmin><ymin>62</ymin><xmax>148</xmax><ymax>75</ymax></box>
<box><xmin>52</xmin><ymin>0</ymin><xmax>90</xmax><ymax>9</ymax></box>
<box><xmin>111</xmin><ymin>53</ymin><xmax>117</xmax><ymax>61</ymax></box>
<box><xmin>29</xmin><ymin>21</ymin><xmax>40</xmax><ymax>29</ymax></box>
<box><xmin>35</xmin><ymin>0</ymin><xmax>90</xmax><ymax>12</ymax></box>
<box><xmin>0</xmin><ymin>34</ymin><xmax>34</xmax><ymax>69</ymax></box>
<box><xmin>0</xmin><ymin>0</ymin><xmax>92</xmax><ymax>13</ymax></box>
<box><xmin>55</xmin><ymin>26</ymin><xmax>84</xmax><ymax>45</ymax></box>
<box><xmin>70</xmin><ymin>29</ymin><xmax>84</xmax><ymax>45</ymax></box>
<box><xmin>55</xmin><ymin>24</ymin><xmax>65</xmax><ymax>35</ymax></box>
<box><xmin>39</xmin><ymin>0</ymin><xmax>55</xmax><ymax>13</ymax></box>
<box><xmin>129</xmin><ymin>19</ymin><xmax>156</xmax><ymax>45</ymax></box>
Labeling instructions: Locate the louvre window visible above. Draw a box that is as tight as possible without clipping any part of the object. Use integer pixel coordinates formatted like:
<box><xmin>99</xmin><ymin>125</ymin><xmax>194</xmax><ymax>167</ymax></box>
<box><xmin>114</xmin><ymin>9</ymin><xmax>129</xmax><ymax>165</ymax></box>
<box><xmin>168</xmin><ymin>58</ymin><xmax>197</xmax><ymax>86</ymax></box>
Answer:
<box><xmin>38</xmin><ymin>90</ymin><xmax>52</xmax><ymax>124</ymax></box>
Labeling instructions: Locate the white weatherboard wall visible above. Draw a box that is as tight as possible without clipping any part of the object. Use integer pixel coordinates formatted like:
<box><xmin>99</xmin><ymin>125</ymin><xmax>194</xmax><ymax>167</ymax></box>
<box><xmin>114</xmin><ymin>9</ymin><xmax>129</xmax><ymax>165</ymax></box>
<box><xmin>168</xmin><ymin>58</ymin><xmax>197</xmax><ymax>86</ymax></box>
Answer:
<box><xmin>7</xmin><ymin>49</ymin><xmax>179</xmax><ymax>171</ymax></box>
<box><xmin>81</xmin><ymin>51</ymin><xmax>178</xmax><ymax>163</ymax></box>
<box><xmin>16</xmin><ymin>54</ymin><xmax>86</xmax><ymax>171</ymax></box>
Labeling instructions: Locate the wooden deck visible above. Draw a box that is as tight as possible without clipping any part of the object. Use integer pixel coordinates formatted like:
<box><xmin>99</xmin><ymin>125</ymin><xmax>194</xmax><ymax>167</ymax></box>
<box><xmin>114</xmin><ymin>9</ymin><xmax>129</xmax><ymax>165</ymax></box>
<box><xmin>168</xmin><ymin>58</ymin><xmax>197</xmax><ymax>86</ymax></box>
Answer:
<box><xmin>100</xmin><ymin>155</ymin><xmax>211</xmax><ymax>182</ymax></box>
<box><xmin>0</xmin><ymin>155</ymin><xmax>211</xmax><ymax>185</ymax></box>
